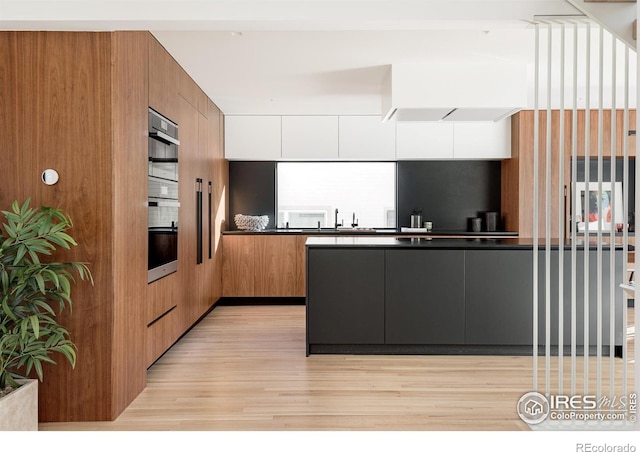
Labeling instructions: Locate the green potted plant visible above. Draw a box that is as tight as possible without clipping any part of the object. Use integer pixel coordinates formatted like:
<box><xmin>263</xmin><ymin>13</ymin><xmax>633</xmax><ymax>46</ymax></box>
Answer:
<box><xmin>0</xmin><ymin>199</ymin><xmax>92</xmax><ymax>430</ymax></box>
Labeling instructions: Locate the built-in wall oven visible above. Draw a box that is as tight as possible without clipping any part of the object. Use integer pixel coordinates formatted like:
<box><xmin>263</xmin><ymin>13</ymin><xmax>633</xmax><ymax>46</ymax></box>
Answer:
<box><xmin>148</xmin><ymin>108</ymin><xmax>180</xmax><ymax>283</ymax></box>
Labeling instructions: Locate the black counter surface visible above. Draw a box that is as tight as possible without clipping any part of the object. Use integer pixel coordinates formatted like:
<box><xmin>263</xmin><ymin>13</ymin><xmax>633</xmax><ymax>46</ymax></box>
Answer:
<box><xmin>305</xmin><ymin>236</ymin><xmax>631</xmax><ymax>250</ymax></box>
<box><xmin>223</xmin><ymin>228</ymin><xmax>519</xmax><ymax>237</ymax></box>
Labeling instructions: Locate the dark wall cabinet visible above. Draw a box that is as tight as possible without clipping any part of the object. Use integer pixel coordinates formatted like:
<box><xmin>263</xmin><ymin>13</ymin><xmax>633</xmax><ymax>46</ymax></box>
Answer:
<box><xmin>307</xmin><ymin>249</ymin><xmax>385</xmax><ymax>344</ymax></box>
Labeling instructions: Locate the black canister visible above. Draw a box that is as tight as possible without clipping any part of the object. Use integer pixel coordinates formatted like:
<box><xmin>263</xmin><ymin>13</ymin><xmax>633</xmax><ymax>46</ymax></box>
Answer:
<box><xmin>485</xmin><ymin>212</ymin><xmax>498</xmax><ymax>232</ymax></box>
<box><xmin>468</xmin><ymin>217</ymin><xmax>482</xmax><ymax>232</ymax></box>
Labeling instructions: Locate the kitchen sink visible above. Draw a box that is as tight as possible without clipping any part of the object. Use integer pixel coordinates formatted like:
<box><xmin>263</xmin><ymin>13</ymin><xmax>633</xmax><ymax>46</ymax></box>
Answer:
<box><xmin>336</xmin><ymin>227</ymin><xmax>377</xmax><ymax>233</ymax></box>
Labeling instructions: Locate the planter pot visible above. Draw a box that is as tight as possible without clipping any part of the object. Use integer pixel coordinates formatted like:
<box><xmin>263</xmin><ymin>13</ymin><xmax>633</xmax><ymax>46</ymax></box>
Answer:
<box><xmin>0</xmin><ymin>379</ymin><xmax>38</xmax><ymax>431</ymax></box>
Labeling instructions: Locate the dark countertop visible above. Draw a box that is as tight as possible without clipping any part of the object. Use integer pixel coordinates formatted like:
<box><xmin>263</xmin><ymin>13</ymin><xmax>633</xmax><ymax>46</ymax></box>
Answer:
<box><xmin>223</xmin><ymin>228</ymin><xmax>519</xmax><ymax>237</ymax></box>
<box><xmin>305</xmin><ymin>236</ymin><xmax>631</xmax><ymax>250</ymax></box>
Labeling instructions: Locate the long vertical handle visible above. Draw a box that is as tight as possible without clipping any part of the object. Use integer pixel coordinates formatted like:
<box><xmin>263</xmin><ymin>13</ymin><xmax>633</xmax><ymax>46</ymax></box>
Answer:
<box><xmin>208</xmin><ymin>181</ymin><xmax>212</xmax><ymax>260</ymax></box>
<box><xmin>196</xmin><ymin>178</ymin><xmax>203</xmax><ymax>265</ymax></box>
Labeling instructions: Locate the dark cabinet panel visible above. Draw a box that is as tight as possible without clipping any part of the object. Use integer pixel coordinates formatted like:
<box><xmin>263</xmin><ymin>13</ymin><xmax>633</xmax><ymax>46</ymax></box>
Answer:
<box><xmin>385</xmin><ymin>249</ymin><xmax>465</xmax><ymax>344</ymax></box>
<box><xmin>538</xmin><ymin>249</ymin><xmax>624</xmax><ymax>348</ymax></box>
<box><xmin>307</xmin><ymin>248</ymin><xmax>384</xmax><ymax>344</ymax></box>
<box><xmin>465</xmin><ymin>249</ymin><xmax>534</xmax><ymax>345</ymax></box>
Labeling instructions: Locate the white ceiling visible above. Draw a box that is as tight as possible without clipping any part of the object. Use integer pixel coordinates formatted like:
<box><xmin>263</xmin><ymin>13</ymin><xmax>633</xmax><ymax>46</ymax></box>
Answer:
<box><xmin>0</xmin><ymin>0</ymin><xmax>636</xmax><ymax>115</ymax></box>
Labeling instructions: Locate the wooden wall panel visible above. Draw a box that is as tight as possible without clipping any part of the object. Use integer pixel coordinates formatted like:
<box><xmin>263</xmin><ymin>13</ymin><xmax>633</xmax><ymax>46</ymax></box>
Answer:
<box><xmin>111</xmin><ymin>31</ymin><xmax>149</xmax><ymax>420</ymax></box>
<box><xmin>176</xmin><ymin>96</ymin><xmax>200</xmax><ymax>327</ymax></box>
<box><xmin>296</xmin><ymin>235</ymin><xmax>308</xmax><ymax>296</ymax></box>
<box><xmin>211</xmin><ymin>101</ymin><xmax>227</xmax><ymax>302</ymax></box>
<box><xmin>501</xmin><ymin>114</ymin><xmax>521</xmax><ymax>233</ymax></box>
<box><xmin>0</xmin><ymin>32</ymin><xmax>115</xmax><ymax>422</ymax></box>
<box><xmin>198</xmin><ymin>111</ymin><xmax>212</xmax><ymax>318</ymax></box>
<box><xmin>222</xmin><ymin>235</ymin><xmax>255</xmax><ymax>296</ymax></box>
<box><xmin>504</xmin><ymin>109</ymin><xmax>636</xmax><ymax>238</ymax></box>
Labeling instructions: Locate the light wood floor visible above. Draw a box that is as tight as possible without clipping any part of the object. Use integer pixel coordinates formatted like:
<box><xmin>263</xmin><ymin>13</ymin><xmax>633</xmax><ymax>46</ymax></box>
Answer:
<box><xmin>40</xmin><ymin>305</ymin><xmax>635</xmax><ymax>431</ymax></box>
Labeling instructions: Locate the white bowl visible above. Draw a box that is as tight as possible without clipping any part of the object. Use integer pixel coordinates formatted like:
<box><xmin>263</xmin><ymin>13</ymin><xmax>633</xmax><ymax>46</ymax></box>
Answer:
<box><xmin>234</xmin><ymin>214</ymin><xmax>269</xmax><ymax>231</ymax></box>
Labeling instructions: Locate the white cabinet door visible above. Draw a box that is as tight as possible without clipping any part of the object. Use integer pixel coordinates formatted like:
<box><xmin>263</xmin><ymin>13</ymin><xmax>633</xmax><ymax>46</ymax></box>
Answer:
<box><xmin>395</xmin><ymin>122</ymin><xmax>454</xmax><ymax>159</ymax></box>
<box><xmin>281</xmin><ymin>116</ymin><xmax>339</xmax><ymax>159</ymax></box>
<box><xmin>338</xmin><ymin>116</ymin><xmax>396</xmax><ymax>160</ymax></box>
<box><xmin>453</xmin><ymin>119</ymin><xmax>511</xmax><ymax>159</ymax></box>
<box><xmin>224</xmin><ymin>116</ymin><xmax>282</xmax><ymax>160</ymax></box>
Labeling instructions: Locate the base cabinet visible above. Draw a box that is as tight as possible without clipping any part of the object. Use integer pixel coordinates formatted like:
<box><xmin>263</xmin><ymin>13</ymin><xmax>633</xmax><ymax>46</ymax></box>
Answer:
<box><xmin>306</xmin><ymin>246</ymin><xmax>624</xmax><ymax>353</ymax></box>
<box><xmin>465</xmin><ymin>250</ymin><xmax>533</xmax><ymax>345</ymax></box>
<box><xmin>222</xmin><ymin>234</ymin><xmax>307</xmax><ymax>297</ymax></box>
<box><xmin>307</xmin><ymin>249</ymin><xmax>385</xmax><ymax>344</ymax></box>
<box><xmin>385</xmin><ymin>250</ymin><xmax>465</xmax><ymax>344</ymax></box>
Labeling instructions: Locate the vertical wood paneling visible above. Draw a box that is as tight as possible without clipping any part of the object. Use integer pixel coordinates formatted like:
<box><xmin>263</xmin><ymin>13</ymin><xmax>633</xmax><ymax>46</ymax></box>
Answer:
<box><xmin>296</xmin><ymin>235</ymin><xmax>308</xmax><ymax>296</ymax></box>
<box><xmin>111</xmin><ymin>31</ymin><xmax>149</xmax><ymax>419</ymax></box>
<box><xmin>0</xmin><ymin>31</ymin><xmax>115</xmax><ymax>422</ymax></box>
<box><xmin>504</xmin><ymin>109</ymin><xmax>635</xmax><ymax>238</ymax></box>
<box><xmin>198</xmin><ymin>111</ymin><xmax>211</xmax><ymax>318</ymax></box>
<box><xmin>501</xmin><ymin>114</ymin><xmax>521</xmax><ymax>233</ymax></box>
<box><xmin>177</xmin><ymin>96</ymin><xmax>200</xmax><ymax>327</ymax></box>
<box><xmin>0</xmin><ymin>30</ymin><xmax>229</xmax><ymax>422</ymax></box>
<box><xmin>211</xmin><ymin>103</ymin><xmax>227</xmax><ymax>302</ymax></box>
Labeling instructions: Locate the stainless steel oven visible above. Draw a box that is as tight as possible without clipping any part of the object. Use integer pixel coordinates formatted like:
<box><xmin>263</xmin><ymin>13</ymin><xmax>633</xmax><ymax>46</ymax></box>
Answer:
<box><xmin>148</xmin><ymin>108</ymin><xmax>180</xmax><ymax>283</ymax></box>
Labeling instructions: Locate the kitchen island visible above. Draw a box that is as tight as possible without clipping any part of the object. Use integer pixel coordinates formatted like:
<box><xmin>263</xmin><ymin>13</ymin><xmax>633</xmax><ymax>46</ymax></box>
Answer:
<box><xmin>305</xmin><ymin>237</ymin><xmax>626</xmax><ymax>356</ymax></box>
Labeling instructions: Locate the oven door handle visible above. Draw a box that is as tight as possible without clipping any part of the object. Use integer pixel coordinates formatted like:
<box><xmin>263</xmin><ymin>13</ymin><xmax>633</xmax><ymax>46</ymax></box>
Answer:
<box><xmin>149</xmin><ymin>130</ymin><xmax>180</xmax><ymax>146</ymax></box>
<box><xmin>149</xmin><ymin>200</ymin><xmax>181</xmax><ymax>208</ymax></box>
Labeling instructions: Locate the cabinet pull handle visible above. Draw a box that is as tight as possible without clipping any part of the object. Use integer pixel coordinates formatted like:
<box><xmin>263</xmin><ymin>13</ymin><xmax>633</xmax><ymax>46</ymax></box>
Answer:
<box><xmin>208</xmin><ymin>181</ymin><xmax>213</xmax><ymax>260</ymax></box>
<box><xmin>149</xmin><ymin>130</ymin><xmax>181</xmax><ymax>146</ymax></box>
<box><xmin>196</xmin><ymin>178</ymin><xmax>203</xmax><ymax>265</ymax></box>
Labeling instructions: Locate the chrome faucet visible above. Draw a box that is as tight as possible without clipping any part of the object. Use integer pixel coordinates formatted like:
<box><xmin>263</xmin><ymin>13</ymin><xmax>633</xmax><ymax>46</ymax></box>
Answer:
<box><xmin>334</xmin><ymin>208</ymin><xmax>342</xmax><ymax>229</ymax></box>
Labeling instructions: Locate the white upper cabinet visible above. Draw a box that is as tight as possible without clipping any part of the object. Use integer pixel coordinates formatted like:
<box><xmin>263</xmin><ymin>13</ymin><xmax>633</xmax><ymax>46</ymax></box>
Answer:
<box><xmin>338</xmin><ymin>116</ymin><xmax>396</xmax><ymax>160</ymax></box>
<box><xmin>395</xmin><ymin>122</ymin><xmax>454</xmax><ymax>159</ymax></box>
<box><xmin>224</xmin><ymin>114</ymin><xmax>511</xmax><ymax>161</ymax></box>
<box><xmin>225</xmin><ymin>116</ymin><xmax>282</xmax><ymax>160</ymax></box>
<box><xmin>453</xmin><ymin>119</ymin><xmax>511</xmax><ymax>159</ymax></box>
<box><xmin>281</xmin><ymin>116</ymin><xmax>339</xmax><ymax>159</ymax></box>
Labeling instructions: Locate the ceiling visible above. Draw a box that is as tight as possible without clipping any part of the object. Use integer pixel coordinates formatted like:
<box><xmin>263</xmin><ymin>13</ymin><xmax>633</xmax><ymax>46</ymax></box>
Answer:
<box><xmin>1</xmin><ymin>0</ymin><xmax>636</xmax><ymax>115</ymax></box>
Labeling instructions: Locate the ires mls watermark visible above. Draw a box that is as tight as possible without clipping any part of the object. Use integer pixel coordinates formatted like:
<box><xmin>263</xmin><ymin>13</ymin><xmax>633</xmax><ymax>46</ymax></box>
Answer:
<box><xmin>517</xmin><ymin>391</ymin><xmax>637</xmax><ymax>424</ymax></box>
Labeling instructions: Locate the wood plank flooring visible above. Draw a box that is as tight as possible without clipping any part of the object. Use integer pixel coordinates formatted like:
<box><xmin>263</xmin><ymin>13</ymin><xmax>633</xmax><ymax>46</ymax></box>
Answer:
<box><xmin>40</xmin><ymin>305</ymin><xmax>635</xmax><ymax>431</ymax></box>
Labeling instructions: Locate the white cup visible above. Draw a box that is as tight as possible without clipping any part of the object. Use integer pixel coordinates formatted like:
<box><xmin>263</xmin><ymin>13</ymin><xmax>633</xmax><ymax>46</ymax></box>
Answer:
<box><xmin>424</xmin><ymin>221</ymin><xmax>433</xmax><ymax>232</ymax></box>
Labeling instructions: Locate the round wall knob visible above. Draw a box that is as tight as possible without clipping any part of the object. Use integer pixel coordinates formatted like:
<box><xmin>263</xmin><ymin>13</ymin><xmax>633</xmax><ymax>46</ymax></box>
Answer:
<box><xmin>41</xmin><ymin>169</ymin><xmax>59</xmax><ymax>185</ymax></box>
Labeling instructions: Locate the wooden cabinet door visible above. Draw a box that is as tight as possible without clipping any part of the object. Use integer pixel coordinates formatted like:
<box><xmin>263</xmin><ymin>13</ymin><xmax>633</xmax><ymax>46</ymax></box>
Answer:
<box><xmin>254</xmin><ymin>235</ymin><xmax>298</xmax><ymax>296</ymax></box>
<box><xmin>222</xmin><ymin>235</ymin><xmax>255</xmax><ymax>296</ymax></box>
<box><xmin>148</xmin><ymin>35</ymin><xmax>178</xmax><ymax>121</ymax></box>
<box><xmin>177</xmin><ymin>97</ymin><xmax>199</xmax><ymax>327</ymax></box>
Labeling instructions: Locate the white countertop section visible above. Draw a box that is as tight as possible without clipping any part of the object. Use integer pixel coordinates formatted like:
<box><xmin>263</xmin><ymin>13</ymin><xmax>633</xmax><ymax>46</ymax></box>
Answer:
<box><xmin>306</xmin><ymin>236</ymin><xmax>399</xmax><ymax>246</ymax></box>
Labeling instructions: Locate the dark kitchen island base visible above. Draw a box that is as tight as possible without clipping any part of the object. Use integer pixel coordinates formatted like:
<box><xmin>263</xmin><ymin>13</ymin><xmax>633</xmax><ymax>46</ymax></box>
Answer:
<box><xmin>308</xmin><ymin>344</ymin><xmax>621</xmax><ymax>357</ymax></box>
<box><xmin>305</xmin><ymin>237</ymin><xmax>626</xmax><ymax>357</ymax></box>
